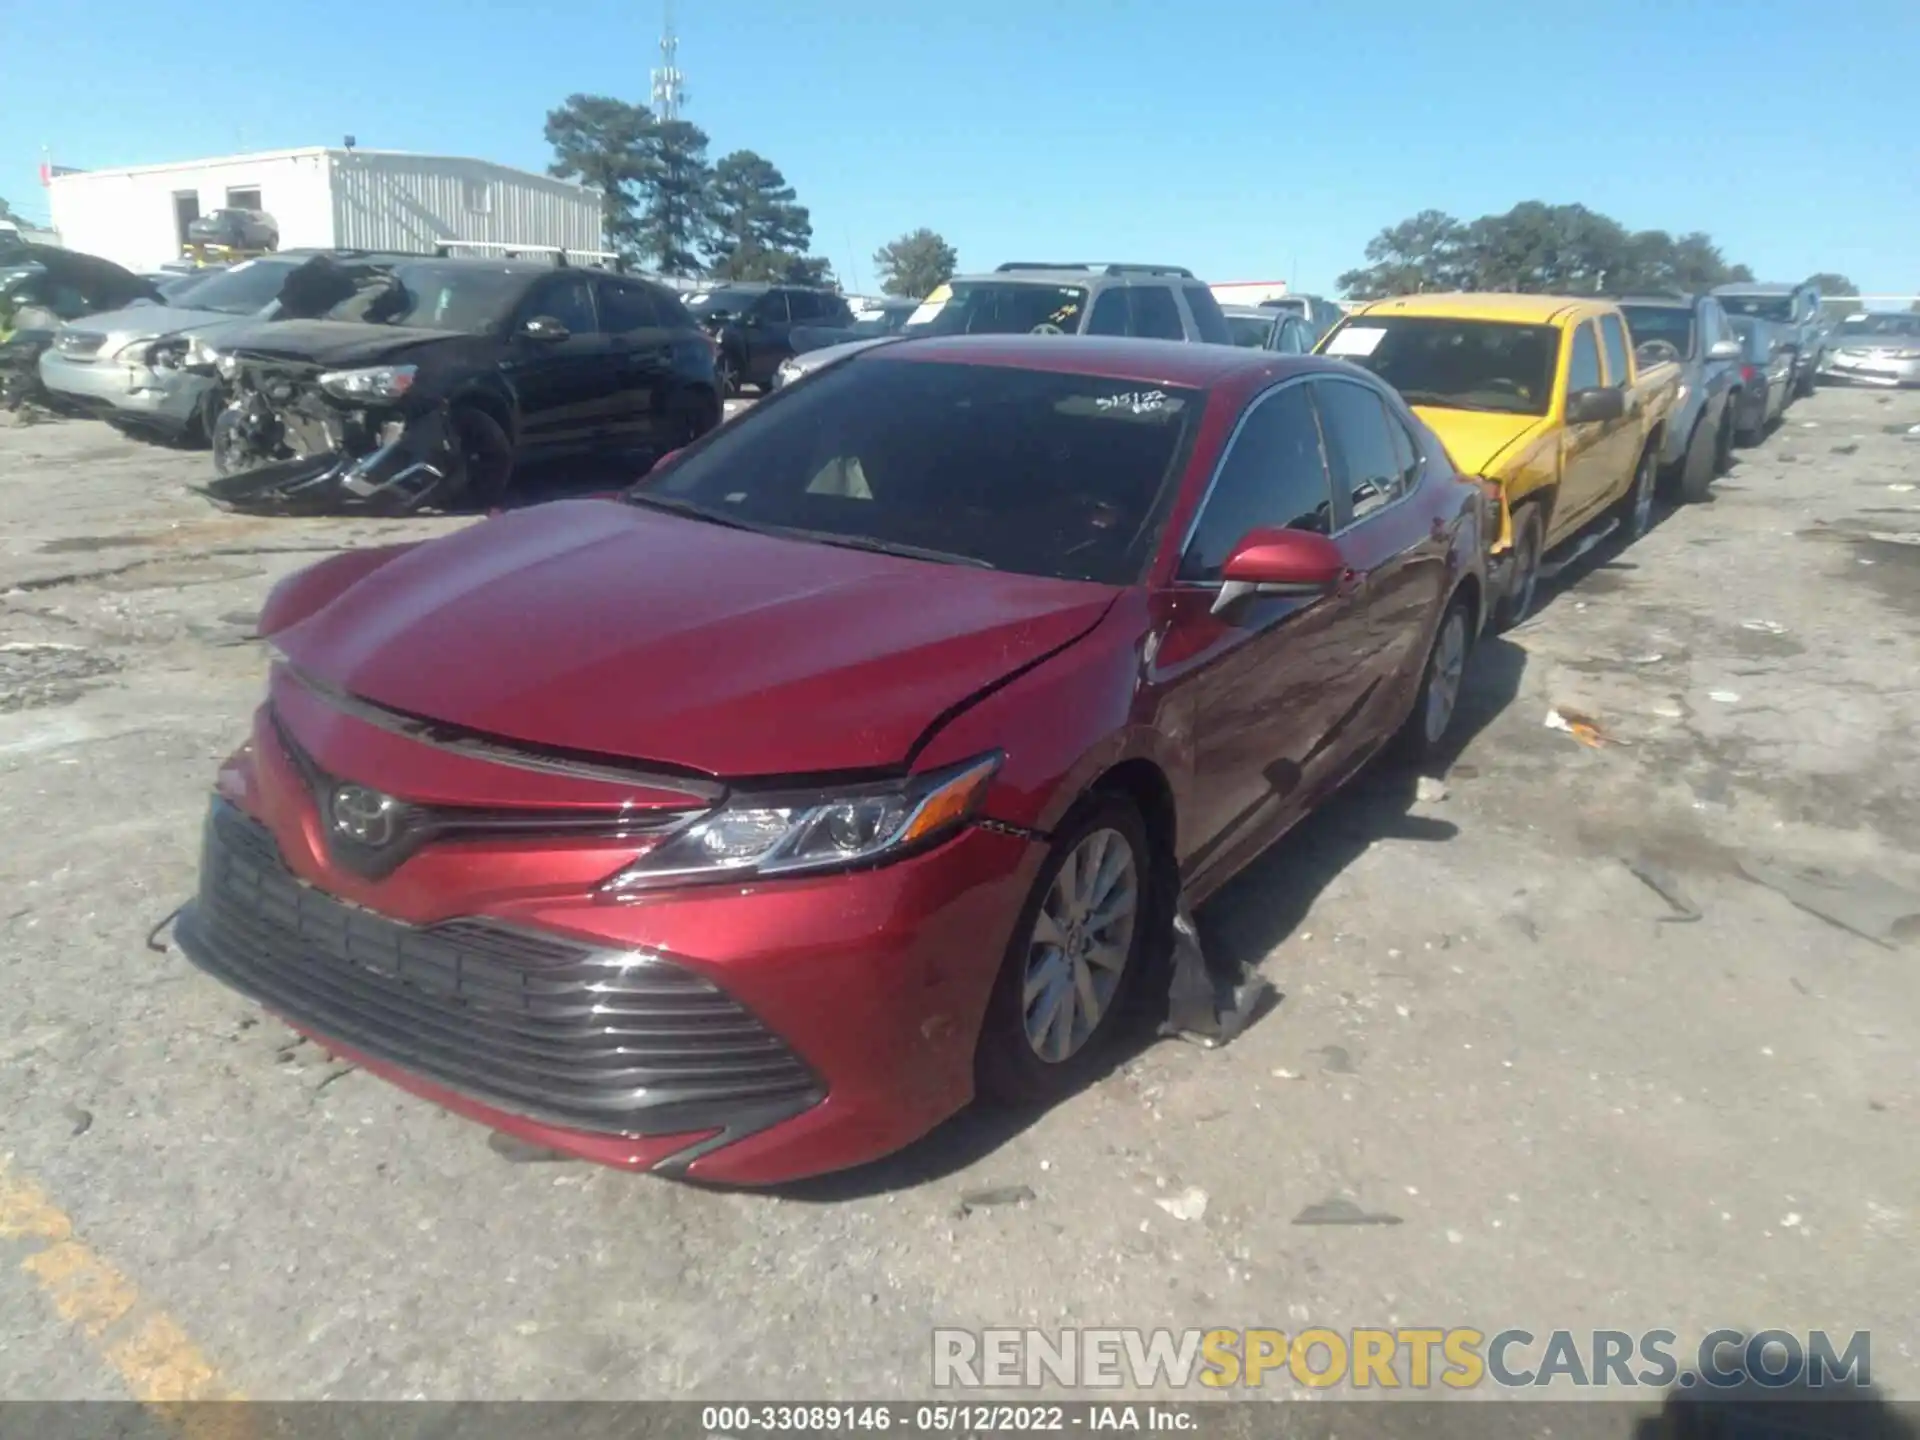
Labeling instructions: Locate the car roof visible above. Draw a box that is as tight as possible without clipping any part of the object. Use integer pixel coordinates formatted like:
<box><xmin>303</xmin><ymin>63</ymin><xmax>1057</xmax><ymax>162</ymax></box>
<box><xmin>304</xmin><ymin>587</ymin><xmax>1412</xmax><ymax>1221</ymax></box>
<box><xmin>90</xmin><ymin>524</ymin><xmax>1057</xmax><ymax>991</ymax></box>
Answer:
<box><xmin>1220</xmin><ymin>304</ymin><xmax>1275</xmax><ymax>317</ymax></box>
<box><xmin>857</xmin><ymin>333</ymin><xmax>1328</xmax><ymax>386</ymax></box>
<box><xmin>1348</xmin><ymin>292</ymin><xmax>1599</xmax><ymax>324</ymax></box>
<box><xmin>1713</xmin><ymin>282</ymin><xmax>1795</xmax><ymax>295</ymax></box>
<box><xmin>950</xmin><ymin>268</ymin><xmax>1186</xmax><ymax>289</ymax></box>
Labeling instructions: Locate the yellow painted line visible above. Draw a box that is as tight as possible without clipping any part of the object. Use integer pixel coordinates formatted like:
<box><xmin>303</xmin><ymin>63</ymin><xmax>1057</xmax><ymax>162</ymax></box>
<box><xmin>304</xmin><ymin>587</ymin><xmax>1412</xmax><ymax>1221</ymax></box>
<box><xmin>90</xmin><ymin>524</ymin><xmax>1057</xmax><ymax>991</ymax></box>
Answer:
<box><xmin>0</xmin><ymin>1156</ymin><xmax>252</xmax><ymax>1434</ymax></box>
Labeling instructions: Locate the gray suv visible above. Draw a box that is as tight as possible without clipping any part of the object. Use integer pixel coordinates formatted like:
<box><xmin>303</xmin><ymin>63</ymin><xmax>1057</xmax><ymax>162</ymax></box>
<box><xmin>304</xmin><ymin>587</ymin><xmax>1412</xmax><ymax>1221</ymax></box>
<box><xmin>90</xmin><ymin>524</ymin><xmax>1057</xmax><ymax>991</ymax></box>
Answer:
<box><xmin>1713</xmin><ymin>282</ymin><xmax>1825</xmax><ymax>398</ymax></box>
<box><xmin>772</xmin><ymin>262</ymin><xmax>1231</xmax><ymax>389</ymax></box>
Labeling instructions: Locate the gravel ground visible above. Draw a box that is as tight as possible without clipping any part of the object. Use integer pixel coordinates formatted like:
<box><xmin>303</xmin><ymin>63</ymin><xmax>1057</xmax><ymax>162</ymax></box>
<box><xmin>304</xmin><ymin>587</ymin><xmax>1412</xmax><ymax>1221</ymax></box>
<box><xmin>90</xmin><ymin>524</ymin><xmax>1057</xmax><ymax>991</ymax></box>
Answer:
<box><xmin>0</xmin><ymin>387</ymin><xmax>1916</xmax><ymax>1405</ymax></box>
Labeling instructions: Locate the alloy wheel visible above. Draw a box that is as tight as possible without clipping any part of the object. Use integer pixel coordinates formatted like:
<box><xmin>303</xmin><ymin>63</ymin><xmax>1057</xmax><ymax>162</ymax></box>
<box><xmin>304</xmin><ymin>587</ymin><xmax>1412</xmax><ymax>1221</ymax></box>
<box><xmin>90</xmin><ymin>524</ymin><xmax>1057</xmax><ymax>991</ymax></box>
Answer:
<box><xmin>1423</xmin><ymin>609</ymin><xmax>1469</xmax><ymax>746</ymax></box>
<box><xmin>1021</xmin><ymin>827</ymin><xmax>1139</xmax><ymax>1063</ymax></box>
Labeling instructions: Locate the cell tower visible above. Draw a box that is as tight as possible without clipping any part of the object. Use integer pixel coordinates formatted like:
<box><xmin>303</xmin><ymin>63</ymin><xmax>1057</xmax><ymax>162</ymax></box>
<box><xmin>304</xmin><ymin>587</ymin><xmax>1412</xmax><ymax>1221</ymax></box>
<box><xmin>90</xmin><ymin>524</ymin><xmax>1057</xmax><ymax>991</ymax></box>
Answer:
<box><xmin>651</xmin><ymin>1</ymin><xmax>686</xmax><ymax>121</ymax></box>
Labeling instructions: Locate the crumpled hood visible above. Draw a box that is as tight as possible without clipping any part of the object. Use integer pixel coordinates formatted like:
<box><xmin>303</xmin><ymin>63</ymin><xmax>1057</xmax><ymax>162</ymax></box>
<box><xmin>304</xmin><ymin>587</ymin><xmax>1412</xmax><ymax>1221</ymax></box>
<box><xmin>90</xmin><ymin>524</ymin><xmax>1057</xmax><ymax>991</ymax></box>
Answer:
<box><xmin>1411</xmin><ymin>407</ymin><xmax>1550</xmax><ymax>477</ymax></box>
<box><xmin>223</xmin><ymin>319</ymin><xmax>457</xmax><ymax>368</ymax></box>
<box><xmin>269</xmin><ymin>498</ymin><xmax>1118</xmax><ymax>777</ymax></box>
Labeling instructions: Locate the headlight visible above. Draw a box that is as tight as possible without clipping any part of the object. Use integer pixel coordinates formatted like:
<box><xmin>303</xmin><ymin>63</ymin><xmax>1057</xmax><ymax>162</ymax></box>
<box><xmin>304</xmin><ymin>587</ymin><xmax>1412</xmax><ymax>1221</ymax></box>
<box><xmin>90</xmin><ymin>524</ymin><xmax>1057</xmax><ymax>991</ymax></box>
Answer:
<box><xmin>109</xmin><ymin>336</ymin><xmax>162</xmax><ymax>363</ymax></box>
<box><xmin>600</xmin><ymin>753</ymin><xmax>1001</xmax><ymax>895</ymax></box>
<box><xmin>318</xmin><ymin>364</ymin><xmax>417</xmax><ymax>402</ymax></box>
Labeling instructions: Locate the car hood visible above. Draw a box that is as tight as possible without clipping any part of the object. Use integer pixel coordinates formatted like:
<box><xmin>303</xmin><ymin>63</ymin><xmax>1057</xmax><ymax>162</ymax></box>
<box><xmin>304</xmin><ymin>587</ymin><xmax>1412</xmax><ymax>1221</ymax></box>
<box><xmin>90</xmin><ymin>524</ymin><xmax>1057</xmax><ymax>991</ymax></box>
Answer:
<box><xmin>57</xmin><ymin>303</ymin><xmax>255</xmax><ymax>347</ymax></box>
<box><xmin>1834</xmin><ymin>335</ymin><xmax>1920</xmax><ymax>353</ymax></box>
<box><xmin>223</xmin><ymin>320</ymin><xmax>460</xmax><ymax>367</ymax></box>
<box><xmin>1409</xmin><ymin>407</ymin><xmax>1547</xmax><ymax>477</ymax></box>
<box><xmin>268</xmin><ymin>497</ymin><xmax>1118</xmax><ymax>777</ymax></box>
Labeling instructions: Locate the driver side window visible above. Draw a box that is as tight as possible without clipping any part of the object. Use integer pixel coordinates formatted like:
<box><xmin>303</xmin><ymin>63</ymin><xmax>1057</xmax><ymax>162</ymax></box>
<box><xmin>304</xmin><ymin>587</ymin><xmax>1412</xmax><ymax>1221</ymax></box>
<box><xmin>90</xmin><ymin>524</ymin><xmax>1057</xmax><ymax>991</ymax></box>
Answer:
<box><xmin>1179</xmin><ymin>384</ymin><xmax>1334</xmax><ymax>583</ymax></box>
<box><xmin>1566</xmin><ymin>322</ymin><xmax>1601</xmax><ymax>394</ymax></box>
<box><xmin>522</xmin><ymin>275</ymin><xmax>597</xmax><ymax>335</ymax></box>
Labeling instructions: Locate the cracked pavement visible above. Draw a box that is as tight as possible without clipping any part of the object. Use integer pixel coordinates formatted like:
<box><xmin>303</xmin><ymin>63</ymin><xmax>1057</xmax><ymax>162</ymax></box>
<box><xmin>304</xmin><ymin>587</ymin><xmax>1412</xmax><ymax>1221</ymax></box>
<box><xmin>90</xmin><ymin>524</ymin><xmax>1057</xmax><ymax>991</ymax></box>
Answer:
<box><xmin>0</xmin><ymin>388</ymin><xmax>1916</xmax><ymax>1402</ymax></box>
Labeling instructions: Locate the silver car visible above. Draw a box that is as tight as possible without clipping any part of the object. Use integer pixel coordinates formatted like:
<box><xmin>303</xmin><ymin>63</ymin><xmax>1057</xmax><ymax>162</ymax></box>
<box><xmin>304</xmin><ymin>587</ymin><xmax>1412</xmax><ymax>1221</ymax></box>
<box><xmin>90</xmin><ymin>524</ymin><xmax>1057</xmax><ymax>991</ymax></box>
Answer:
<box><xmin>1818</xmin><ymin>312</ymin><xmax>1920</xmax><ymax>388</ymax></box>
<box><xmin>37</xmin><ymin>255</ymin><xmax>309</xmax><ymax>440</ymax></box>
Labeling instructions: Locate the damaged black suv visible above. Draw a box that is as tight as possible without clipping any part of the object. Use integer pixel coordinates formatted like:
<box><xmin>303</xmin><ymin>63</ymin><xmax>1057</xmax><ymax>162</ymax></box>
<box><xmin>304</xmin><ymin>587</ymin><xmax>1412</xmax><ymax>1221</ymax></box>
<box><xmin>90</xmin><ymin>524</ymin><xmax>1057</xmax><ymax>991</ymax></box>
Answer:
<box><xmin>197</xmin><ymin>254</ymin><xmax>722</xmax><ymax>514</ymax></box>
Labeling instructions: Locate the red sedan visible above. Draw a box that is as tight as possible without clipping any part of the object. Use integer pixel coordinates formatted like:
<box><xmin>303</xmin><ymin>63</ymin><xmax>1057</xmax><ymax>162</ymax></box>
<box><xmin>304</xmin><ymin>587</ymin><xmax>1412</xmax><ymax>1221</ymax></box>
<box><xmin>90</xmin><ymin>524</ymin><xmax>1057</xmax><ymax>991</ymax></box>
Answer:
<box><xmin>177</xmin><ymin>335</ymin><xmax>1488</xmax><ymax>1185</ymax></box>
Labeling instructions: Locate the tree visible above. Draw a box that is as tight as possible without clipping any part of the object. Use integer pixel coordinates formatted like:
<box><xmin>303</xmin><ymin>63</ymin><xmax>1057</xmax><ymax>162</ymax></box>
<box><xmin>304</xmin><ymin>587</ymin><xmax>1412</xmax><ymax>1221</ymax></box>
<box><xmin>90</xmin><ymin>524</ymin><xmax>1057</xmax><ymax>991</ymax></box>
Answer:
<box><xmin>1337</xmin><ymin>209</ymin><xmax>1469</xmax><ymax>298</ymax></box>
<box><xmin>778</xmin><ymin>254</ymin><xmax>836</xmax><ymax>288</ymax></box>
<box><xmin>635</xmin><ymin>119</ymin><xmax>716</xmax><ymax>277</ymax></box>
<box><xmin>1339</xmin><ymin>202</ymin><xmax>1754</xmax><ymax>298</ymax></box>
<box><xmin>872</xmin><ymin>228</ymin><xmax>956</xmax><ymax>299</ymax></box>
<box><xmin>706</xmin><ymin>150</ymin><xmax>813</xmax><ymax>281</ymax></box>
<box><xmin>544</xmin><ymin>94</ymin><xmax>653</xmax><ymax>256</ymax></box>
<box><xmin>1805</xmin><ymin>272</ymin><xmax>1857</xmax><ymax>299</ymax></box>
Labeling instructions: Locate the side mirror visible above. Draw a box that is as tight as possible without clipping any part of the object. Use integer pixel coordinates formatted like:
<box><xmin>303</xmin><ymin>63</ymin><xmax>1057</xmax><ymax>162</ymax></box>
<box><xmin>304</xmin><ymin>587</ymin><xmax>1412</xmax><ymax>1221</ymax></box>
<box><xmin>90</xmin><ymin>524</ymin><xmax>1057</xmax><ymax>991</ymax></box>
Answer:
<box><xmin>521</xmin><ymin>315</ymin><xmax>570</xmax><ymax>343</ymax></box>
<box><xmin>1565</xmin><ymin>386</ymin><xmax>1626</xmax><ymax>425</ymax></box>
<box><xmin>1706</xmin><ymin>338</ymin><xmax>1743</xmax><ymax>361</ymax></box>
<box><xmin>1211</xmin><ymin>528</ymin><xmax>1344</xmax><ymax>616</ymax></box>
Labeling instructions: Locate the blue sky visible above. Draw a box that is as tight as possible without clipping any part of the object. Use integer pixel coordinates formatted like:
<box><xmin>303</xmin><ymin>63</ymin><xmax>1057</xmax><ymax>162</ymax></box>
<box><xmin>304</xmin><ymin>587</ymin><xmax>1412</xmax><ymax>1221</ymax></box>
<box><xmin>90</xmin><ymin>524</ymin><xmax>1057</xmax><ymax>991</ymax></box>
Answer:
<box><xmin>6</xmin><ymin>0</ymin><xmax>1914</xmax><ymax>297</ymax></box>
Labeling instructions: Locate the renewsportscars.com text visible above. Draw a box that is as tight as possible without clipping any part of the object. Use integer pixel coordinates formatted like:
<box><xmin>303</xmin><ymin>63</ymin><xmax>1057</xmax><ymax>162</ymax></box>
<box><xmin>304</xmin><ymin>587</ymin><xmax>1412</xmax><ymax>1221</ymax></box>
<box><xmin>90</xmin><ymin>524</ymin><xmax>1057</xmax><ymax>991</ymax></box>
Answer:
<box><xmin>932</xmin><ymin>1327</ymin><xmax>1872</xmax><ymax>1392</ymax></box>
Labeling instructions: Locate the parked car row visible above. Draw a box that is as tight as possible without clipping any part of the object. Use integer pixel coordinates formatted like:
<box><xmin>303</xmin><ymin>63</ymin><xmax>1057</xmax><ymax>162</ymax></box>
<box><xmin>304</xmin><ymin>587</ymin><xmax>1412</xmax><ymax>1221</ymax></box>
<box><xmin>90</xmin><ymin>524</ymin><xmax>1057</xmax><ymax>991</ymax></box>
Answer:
<box><xmin>37</xmin><ymin>248</ymin><xmax>726</xmax><ymax>512</ymax></box>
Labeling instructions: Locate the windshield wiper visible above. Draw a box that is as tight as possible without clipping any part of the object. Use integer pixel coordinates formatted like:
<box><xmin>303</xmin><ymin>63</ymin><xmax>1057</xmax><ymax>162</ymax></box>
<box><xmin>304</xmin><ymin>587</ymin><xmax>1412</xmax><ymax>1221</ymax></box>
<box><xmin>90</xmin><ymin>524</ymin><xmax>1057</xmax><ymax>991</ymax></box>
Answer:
<box><xmin>621</xmin><ymin>490</ymin><xmax>765</xmax><ymax>532</ymax></box>
<box><xmin>1398</xmin><ymin>390</ymin><xmax>1525</xmax><ymax>414</ymax></box>
<box><xmin>770</xmin><ymin>528</ymin><xmax>996</xmax><ymax>569</ymax></box>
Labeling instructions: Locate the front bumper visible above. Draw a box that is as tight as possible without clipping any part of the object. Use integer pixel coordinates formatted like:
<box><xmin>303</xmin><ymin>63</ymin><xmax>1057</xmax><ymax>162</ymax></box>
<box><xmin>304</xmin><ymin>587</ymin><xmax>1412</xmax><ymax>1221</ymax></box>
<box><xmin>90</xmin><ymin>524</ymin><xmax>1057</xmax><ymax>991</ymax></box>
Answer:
<box><xmin>1820</xmin><ymin>352</ymin><xmax>1920</xmax><ymax>387</ymax></box>
<box><xmin>38</xmin><ymin>349</ymin><xmax>210</xmax><ymax>431</ymax></box>
<box><xmin>176</xmin><ymin>720</ymin><xmax>1039</xmax><ymax>1184</ymax></box>
<box><xmin>198</xmin><ymin>404</ymin><xmax>458</xmax><ymax>516</ymax></box>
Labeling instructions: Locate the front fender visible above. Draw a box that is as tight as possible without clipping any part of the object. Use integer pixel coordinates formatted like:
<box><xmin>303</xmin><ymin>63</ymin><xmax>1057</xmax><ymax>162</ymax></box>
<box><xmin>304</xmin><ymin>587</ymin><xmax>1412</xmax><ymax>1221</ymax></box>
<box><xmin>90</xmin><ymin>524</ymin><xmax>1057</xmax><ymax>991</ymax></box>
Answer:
<box><xmin>912</xmin><ymin>592</ymin><xmax>1187</xmax><ymax>837</ymax></box>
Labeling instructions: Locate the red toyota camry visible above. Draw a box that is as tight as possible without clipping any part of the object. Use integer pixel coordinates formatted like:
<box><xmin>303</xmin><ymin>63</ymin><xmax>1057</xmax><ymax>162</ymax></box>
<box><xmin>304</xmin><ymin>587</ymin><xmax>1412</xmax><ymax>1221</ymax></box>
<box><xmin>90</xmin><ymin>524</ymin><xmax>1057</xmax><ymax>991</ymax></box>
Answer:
<box><xmin>178</xmin><ymin>335</ymin><xmax>1488</xmax><ymax>1185</ymax></box>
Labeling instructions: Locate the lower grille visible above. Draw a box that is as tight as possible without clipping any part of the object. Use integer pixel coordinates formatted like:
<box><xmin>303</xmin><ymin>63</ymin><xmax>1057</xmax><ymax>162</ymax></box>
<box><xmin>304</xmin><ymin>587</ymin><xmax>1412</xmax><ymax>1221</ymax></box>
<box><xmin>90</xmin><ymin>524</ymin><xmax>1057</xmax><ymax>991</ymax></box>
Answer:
<box><xmin>176</xmin><ymin>800</ymin><xmax>822</xmax><ymax>1136</ymax></box>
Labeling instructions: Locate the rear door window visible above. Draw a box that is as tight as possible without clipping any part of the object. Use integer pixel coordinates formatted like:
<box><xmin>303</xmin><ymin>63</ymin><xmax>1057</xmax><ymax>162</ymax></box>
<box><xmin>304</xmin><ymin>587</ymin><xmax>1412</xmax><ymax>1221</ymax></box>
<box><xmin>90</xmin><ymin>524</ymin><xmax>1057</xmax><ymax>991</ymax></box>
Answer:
<box><xmin>1129</xmin><ymin>285</ymin><xmax>1186</xmax><ymax>341</ymax></box>
<box><xmin>785</xmin><ymin>290</ymin><xmax>822</xmax><ymax>322</ymax></box>
<box><xmin>1599</xmin><ymin>314</ymin><xmax>1632</xmax><ymax>387</ymax></box>
<box><xmin>1179</xmin><ymin>384</ymin><xmax>1334</xmax><ymax>582</ymax></box>
<box><xmin>1313</xmin><ymin>378</ymin><xmax>1404</xmax><ymax>524</ymax></box>
<box><xmin>756</xmin><ymin>291</ymin><xmax>792</xmax><ymax>324</ymax></box>
<box><xmin>1180</xmin><ymin>284</ymin><xmax>1234</xmax><ymax>346</ymax></box>
<box><xmin>1087</xmin><ymin>290</ymin><xmax>1130</xmax><ymax>336</ymax></box>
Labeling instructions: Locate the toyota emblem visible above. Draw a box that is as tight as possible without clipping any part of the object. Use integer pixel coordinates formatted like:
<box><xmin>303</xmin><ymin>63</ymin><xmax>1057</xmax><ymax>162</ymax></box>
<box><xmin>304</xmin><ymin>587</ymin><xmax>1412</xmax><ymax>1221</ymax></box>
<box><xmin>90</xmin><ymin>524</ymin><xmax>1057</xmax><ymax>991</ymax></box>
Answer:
<box><xmin>328</xmin><ymin>784</ymin><xmax>400</xmax><ymax>848</ymax></box>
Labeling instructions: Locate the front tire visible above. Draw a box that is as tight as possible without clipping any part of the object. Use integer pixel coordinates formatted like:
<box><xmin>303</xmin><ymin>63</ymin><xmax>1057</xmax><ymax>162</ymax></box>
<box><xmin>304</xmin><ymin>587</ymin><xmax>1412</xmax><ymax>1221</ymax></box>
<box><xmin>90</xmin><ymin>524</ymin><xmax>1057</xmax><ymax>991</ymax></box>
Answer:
<box><xmin>1491</xmin><ymin>502</ymin><xmax>1545</xmax><ymax>632</ymax></box>
<box><xmin>1676</xmin><ymin>416</ymin><xmax>1716</xmax><ymax>504</ymax></box>
<box><xmin>976</xmin><ymin>796</ymin><xmax>1153</xmax><ymax>1106</ymax></box>
<box><xmin>450</xmin><ymin>406</ymin><xmax>514</xmax><ymax>507</ymax></box>
<box><xmin>209</xmin><ymin>407</ymin><xmax>251</xmax><ymax>477</ymax></box>
<box><xmin>1735</xmin><ymin>386</ymin><xmax>1766</xmax><ymax>446</ymax></box>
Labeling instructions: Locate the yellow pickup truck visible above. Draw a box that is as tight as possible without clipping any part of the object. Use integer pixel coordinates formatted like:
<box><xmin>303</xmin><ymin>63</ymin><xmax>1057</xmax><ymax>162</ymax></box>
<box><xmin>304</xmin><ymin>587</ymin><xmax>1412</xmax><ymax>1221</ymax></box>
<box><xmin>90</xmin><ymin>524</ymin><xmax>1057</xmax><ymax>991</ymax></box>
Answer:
<box><xmin>1316</xmin><ymin>294</ymin><xmax>1681</xmax><ymax>628</ymax></box>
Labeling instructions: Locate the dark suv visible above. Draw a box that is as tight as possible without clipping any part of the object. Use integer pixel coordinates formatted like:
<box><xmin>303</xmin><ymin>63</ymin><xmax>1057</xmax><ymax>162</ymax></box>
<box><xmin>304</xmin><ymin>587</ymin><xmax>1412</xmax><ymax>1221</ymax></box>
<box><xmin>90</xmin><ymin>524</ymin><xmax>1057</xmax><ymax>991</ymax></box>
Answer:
<box><xmin>684</xmin><ymin>283</ymin><xmax>854</xmax><ymax>395</ymax></box>
<box><xmin>197</xmin><ymin>254</ymin><xmax>722</xmax><ymax>513</ymax></box>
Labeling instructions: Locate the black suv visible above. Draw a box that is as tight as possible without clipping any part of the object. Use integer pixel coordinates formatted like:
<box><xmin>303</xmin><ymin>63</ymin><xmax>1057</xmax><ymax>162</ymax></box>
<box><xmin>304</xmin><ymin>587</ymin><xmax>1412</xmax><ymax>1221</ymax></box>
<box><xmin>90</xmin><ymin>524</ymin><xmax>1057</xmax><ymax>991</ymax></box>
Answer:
<box><xmin>683</xmin><ymin>283</ymin><xmax>854</xmax><ymax>395</ymax></box>
<box><xmin>198</xmin><ymin>254</ymin><xmax>722</xmax><ymax>514</ymax></box>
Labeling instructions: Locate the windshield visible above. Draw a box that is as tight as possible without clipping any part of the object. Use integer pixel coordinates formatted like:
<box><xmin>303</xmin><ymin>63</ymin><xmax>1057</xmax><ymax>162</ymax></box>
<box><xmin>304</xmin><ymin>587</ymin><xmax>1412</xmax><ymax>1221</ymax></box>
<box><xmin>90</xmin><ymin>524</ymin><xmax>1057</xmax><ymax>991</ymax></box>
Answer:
<box><xmin>1719</xmin><ymin>294</ymin><xmax>1794</xmax><ymax>323</ymax></box>
<box><xmin>634</xmin><ymin>357</ymin><xmax>1198</xmax><ymax>583</ymax></box>
<box><xmin>1837</xmin><ymin>313</ymin><xmax>1920</xmax><ymax>340</ymax></box>
<box><xmin>911</xmin><ymin>281</ymin><xmax>1088</xmax><ymax>337</ymax></box>
<box><xmin>173</xmin><ymin>258</ymin><xmax>298</xmax><ymax>316</ymax></box>
<box><xmin>1323</xmin><ymin>316</ymin><xmax>1560</xmax><ymax>416</ymax></box>
<box><xmin>322</xmin><ymin>262</ymin><xmax>530</xmax><ymax>331</ymax></box>
<box><xmin>1225</xmin><ymin>313</ymin><xmax>1275</xmax><ymax>348</ymax></box>
<box><xmin>1621</xmin><ymin>305</ymin><xmax>1695</xmax><ymax>356</ymax></box>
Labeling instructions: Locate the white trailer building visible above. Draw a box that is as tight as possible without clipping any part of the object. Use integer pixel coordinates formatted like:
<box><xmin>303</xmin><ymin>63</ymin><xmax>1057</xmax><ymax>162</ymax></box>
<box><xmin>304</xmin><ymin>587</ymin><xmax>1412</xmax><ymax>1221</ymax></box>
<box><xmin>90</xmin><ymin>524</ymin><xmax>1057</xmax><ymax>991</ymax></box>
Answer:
<box><xmin>48</xmin><ymin>148</ymin><xmax>605</xmax><ymax>272</ymax></box>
